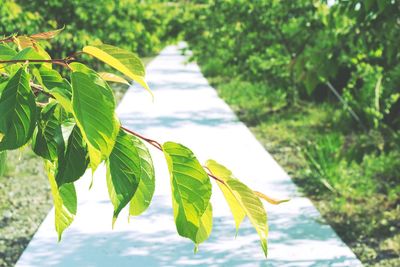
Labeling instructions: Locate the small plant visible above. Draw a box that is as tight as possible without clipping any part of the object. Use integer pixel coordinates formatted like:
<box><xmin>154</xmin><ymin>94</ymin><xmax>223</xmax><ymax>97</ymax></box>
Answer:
<box><xmin>0</xmin><ymin>29</ymin><xmax>286</xmax><ymax>257</ymax></box>
<box><xmin>302</xmin><ymin>133</ymin><xmax>343</xmax><ymax>193</ymax></box>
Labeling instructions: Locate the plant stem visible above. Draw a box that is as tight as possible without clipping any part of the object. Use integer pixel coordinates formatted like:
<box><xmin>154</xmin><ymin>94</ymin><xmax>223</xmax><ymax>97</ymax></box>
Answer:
<box><xmin>0</xmin><ymin>36</ymin><xmax>14</xmax><ymax>43</ymax></box>
<box><xmin>120</xmin><ymin>126</ymin><xmax>163</xmax><ymax>150</ymax></box>
<box><xmin>120</xmin><ymin>125</ymin><xmax>225</xmax><ymax>184</ymax></box>
<box><xmin>0</xmin><ymin>59</ymin><xmax>72</xmax><ymax>69</ymax></box>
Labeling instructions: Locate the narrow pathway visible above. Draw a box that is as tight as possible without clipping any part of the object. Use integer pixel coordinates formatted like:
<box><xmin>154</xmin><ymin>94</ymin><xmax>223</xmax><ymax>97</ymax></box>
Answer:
<box><xmin>17</xmin><ymin>45</ymin><xmax>361</xmax><ymax>266</ymax></box>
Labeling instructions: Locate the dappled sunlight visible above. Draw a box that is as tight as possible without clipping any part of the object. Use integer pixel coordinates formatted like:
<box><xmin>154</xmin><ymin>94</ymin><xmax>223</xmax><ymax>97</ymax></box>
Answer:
<box><xmin>17</xmin><ymin>45</ymin><xmax>360</xmax><ymax>266</ymax></box>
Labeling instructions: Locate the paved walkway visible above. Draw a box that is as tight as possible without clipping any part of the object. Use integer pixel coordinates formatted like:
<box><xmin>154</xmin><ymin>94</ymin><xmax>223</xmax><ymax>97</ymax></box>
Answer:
<box><xmin>17</xmin><ymin>45</ymin><xmax>361</xmax><ymax>266</ymax></box>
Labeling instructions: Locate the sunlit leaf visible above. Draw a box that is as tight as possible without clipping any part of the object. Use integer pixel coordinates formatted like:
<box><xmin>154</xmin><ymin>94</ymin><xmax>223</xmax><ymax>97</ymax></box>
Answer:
<box><xmin>70</xmin><ymin>68</ymin><xmax>119</xmax><ymax>171</ymax></box>
<box><xmin>163</xmin><ymin>141</ymin><xmax>212</xmax><ymax>244</ymax></box>
<box><xmin>195</xmin><ymin>202</ymin><xmax>213</xmax><ymax>245</ymax></box>
<box><xmin>128</xmin><ymin>132</ymin><xmax>155</xmax><ymax>217</ymax></box>
<box><xmin>45</xmin><ymin>161</ymin><xmax>77</xmax><ymax>241</ymax></box>
<box><xmin>210</xmin><ymin>162</ymin><xmax>246</xmax><ymax>231</ymax></box>
<box><xmin>82</xmin><ymin>44</ymin><xmax>152</xmax><ymax>98</ymax></box>
<box><xmin>206</xmin><ymin>159</ymin><xmax>268</xmax><ymax>257</ymax></box>
<box><xmin>99</xmin><ymin>72</ymin><xmax>130</xmax><ymax>85</ymax></box>
<box><xmin>0</xmin><ymin>67</ymin><xmax>36</xmax><ymax>150</ymax></box>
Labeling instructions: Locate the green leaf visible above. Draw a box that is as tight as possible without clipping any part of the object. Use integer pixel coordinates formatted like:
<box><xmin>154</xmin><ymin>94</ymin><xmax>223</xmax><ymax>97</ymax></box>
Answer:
<box><xmin>195</xmin><ymin>202</ymin><xmax>213</xmax><ymax>245</ymax></box>
<box><xmin>0</xmin><ymin>67</ymin><xmax>36</xmax><ymax>150</ymax></box>
<box><xmin>128</xmin><ymin>133</ymin><xmax>155</xmax><ymax>217</ymax></box>
<box><xmin>14</xmin><ymin>40</ymin><xmax>52</xmax><ymax>69</ymax></box>
<box><xmin>0</xmin><ymin>151</ymin><xmax>6</xmax><ymax>176</ymax></box>
<box><xmin>12</xmin><ymin>47</ymin><xmax>47</xmax><ymax>61</ymax></box>
<box><xmin>206</xmin><ymin>160</ymin><xmax>268</xmax><ymax>257</ymax></box>
<box><xmin>0</xmin><ymin>44</ymin><xmax>17</xmax><ymax>70</ymax></box>
<box><xmin>82</xmin><ymin>44</ymin><xmax>152</xmax><ymax>98</ymax></box>
<box><xmin>0</xmin><ymin>44</ymin><xmax>17</xmax><ymax>60</ymax></box>
<box><xmin>70</xmin><ymin>68</ymin><xmax>119</xmax><ymax>171</ymax></box>
<box><xmin>45</xmin><ymin>161</ymin><xmax>77</xmax><ymax>241</ymax></box>
<box><xmin>163</xmin><ymin>141</ymin><xmax>212</xmax><ymax>244</ymax></box>
<box><xmin>50</xmin><ymin>80</ymin><xmax>73</xmax><ymax>114</ymax></box>
<box><xmin>210</xmin><ymin>161</ymin><xmax>246</xmax><ymax>231</ymax></box>
<box><xmin>35</xmin><ymin>65</ymin><xmax>64</xmax><ymax>90</ymax></box>
<box><xmin>56</xmin><ymin>125</ymin><xmax>89</xmax><ymax>187</ymax></box>
<box><xmin>32</xmin><ymin>103</ymin><xmax>65</xmax><ymax>161</ymax></box>
<box><xmin>106</xmin><ymin>129</ymin><xmax>141</xmax><ymax>225</ymax></box>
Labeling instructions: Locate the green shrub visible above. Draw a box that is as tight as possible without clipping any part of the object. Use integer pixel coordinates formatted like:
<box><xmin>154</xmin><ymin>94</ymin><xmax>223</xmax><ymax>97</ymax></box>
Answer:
<box><xmin>9</xmin><ymin>0</ymin><xmax>182</xmax><ymax>57</ymax></box>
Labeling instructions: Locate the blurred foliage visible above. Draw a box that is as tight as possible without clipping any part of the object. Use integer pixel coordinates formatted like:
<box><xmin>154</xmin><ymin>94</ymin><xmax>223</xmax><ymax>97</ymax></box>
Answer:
<box><xmin>183</xmin><ymin>0</ymin><xmax>400</xmax><ymax>133</ymax></box>
<box><xmin>1</xmin><ymin>0</ymin><xmax>182</xmax><ymax>57</ymax></box>
<box><xmin>181</xmin><ymin>1</ymin><xmax>400</xmax><ymax>265</ymax></box>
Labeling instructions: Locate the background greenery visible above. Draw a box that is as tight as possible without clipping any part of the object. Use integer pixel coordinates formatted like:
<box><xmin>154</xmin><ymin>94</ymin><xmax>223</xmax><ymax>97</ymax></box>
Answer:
<box><xmin>0</xmin><ymin>0</ymin><xmax>399</xmax><ymax>266</ymax></box>
<box><xmin>182</xmin><ymin>1</ymin><xmax>399</xmax><ymax>266</ymax></box>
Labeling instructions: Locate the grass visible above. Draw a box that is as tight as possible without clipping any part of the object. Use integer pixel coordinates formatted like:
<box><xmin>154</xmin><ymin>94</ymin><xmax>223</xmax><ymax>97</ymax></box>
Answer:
<box><xmin>206</xmin><ymin>75</ymin><xmax>400</xmax><ymax>266</ymax></box>
<box><xmin>0</xmin><ymin>56</ymin><xmax>154</xmax><ymax>267</ymax></box>
<box><xmin>0</xmin><ymin>149</ymin><xmax>51</xmax><ymax>267</ymax></box>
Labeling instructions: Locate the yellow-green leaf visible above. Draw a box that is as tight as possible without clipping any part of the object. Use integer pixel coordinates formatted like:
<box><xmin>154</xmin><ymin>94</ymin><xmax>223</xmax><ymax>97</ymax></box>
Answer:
<box><xmin>214</xmin><ymin>164</ymin><xmax>246</xmax><ymax>231</ymax></box>
<box><xmin>82</xmin><ymin>44</ymin><xmax>152</xmax><ymax>98</ymax></box>
<box><xmin>163</xmin><ymin>142</ymin><xmax>212</xmax><ymax>245</ymax></box>
<box><xmin>45</xmin><ymin>161</ymin><xmax>77</xmax><ymax>241</ymax></box>
<box><xmin>206</xmin><ymin>159</ymin><xmax>268</xmax><ymax>257</ymax></box>
<box><xmin>128</xmin><ymin>133</ymin><xmax>155</xmax><ymax>217</ymax></box>
<box><xmin>71</xmin><ymin>68</ymin><xmax>119</xmax><ymax>172</ymax></box>
<box><xmin>99</xmin><ymin>72</ymin><xmax>130</xmax><ymax>85</ymax></box>
<box><xmin>195</xmin><ymin>202</ymin><xmax>213</xmax><ymax>245</ymax></box>
<box><xmin>254</xmin><ymin>191</ymin><xmax>289</xmax><ymax>205</ymax></box>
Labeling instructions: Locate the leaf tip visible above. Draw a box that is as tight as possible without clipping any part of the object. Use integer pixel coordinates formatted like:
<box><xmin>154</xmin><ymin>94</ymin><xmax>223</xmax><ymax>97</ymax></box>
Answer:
<box><xmin>112</xmin><ymin>216</ymin><xmax>117</xmax><ymax>229</ymax></box>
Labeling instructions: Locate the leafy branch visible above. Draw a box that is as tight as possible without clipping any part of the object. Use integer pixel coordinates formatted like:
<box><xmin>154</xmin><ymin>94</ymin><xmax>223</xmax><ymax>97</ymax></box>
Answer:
<box><xmin>0</xmin><ymin>28</ymin><xmax>287</xmax><ymax>257</ymax></box>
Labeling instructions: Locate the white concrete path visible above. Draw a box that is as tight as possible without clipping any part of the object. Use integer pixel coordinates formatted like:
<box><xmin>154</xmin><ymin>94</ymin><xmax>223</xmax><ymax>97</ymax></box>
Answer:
<box><xmin>17</xmin><ymin>45</ymin><xmax>361</xmax><ymax>266</ymax></box>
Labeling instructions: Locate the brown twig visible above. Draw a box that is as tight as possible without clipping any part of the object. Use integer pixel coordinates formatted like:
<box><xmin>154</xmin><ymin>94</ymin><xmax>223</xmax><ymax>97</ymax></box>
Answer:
<box><xmin>120</xmin><ymin>125</ymin><xmax>226</xmax><ymax>184</ymax></box>
<box><xmin>65</xmin><ymin>51</ymin><xmax>86</xmax><ymax>61</ymax></box>
<box><xmin>121</xmin><ymin>126</ymin><xmax>163</xmax><ymax>151</ymax></box>
<box><xmin>0</xmin><ymin>36</ymin><xmax>14</xmax><ymax>43</ymax></box>
<box><xmin>0</xmin><ymin>59</ymin><xmax>72</xmax><ymax>69</ymax></box>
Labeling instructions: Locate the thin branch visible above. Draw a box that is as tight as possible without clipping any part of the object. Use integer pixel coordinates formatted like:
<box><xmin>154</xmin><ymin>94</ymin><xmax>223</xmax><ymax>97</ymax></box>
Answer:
<box><xmin>121</xmin><ymin>126</ymin><xmax>163</xmax><ymax>151</ymax></box>
<box><xmin>0</xmin><ymin>36</ymin><xmax>14</xmax><ymax>43</ymax></box>
<box><xmin>0</xmin><ymin>59</ymin><xmax>72</xmax><ymax>69</ymax></box>
<box><xmin>31</xmin><ymin>83</ymin><xmax>55</xmax><ymax>99</ymax></box>
<box><xmin>202</xmin><ymin>166</ymin><xmax>226</xmax><ymax>185</ymax></box>
<box><xmin>65</xmin><ymin>51</ymin><xmax>86</xmax><ymax>61</ymax></box>
<box><xmin>120</xmin><ymin>125</ymin><xmax>227</xmax><ymax>184</ymax></box>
